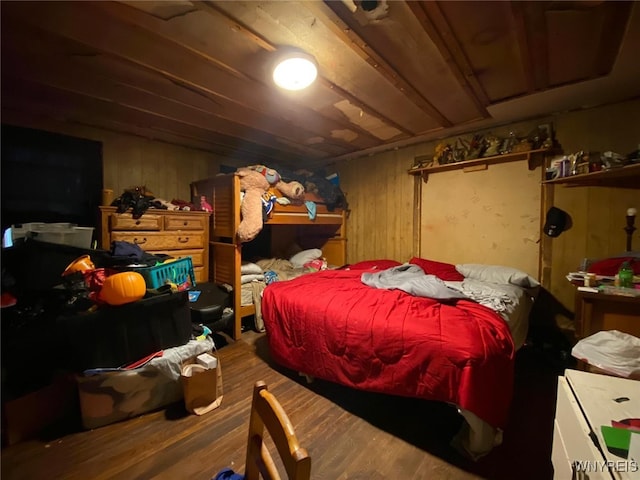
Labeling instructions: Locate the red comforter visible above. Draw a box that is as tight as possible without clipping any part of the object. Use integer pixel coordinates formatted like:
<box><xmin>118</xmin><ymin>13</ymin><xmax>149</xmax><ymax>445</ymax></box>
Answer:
<box><xmin>261</xmin><ymin>269</ymin><xmax>516</xmax><ymax>428</ymax></box>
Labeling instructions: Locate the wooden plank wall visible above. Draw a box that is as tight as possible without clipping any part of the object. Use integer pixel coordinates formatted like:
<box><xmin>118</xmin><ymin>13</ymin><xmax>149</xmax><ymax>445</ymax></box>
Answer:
<box><xmin>338</xmin><ymin>98</ymin><xmax>640</xmax><ymax>320</ymax></box>
<box><xmin>1</xmin><ymin>114</ymin><xmax>222</xmax><ymax>202</ymax></box>
<box><xmin>5</xmin><ymin>99</ymin><xmax>638</xmax><ymax>322</ymax></box>
<box><xmin>101</xmin><ymin>136</ymin><xmax>221</xmax><ymax>203</ymax></box>
<box><xmin>338</xmin><ymin>148</ymin><xmax>415</xmax><ymax>263</ymax></box>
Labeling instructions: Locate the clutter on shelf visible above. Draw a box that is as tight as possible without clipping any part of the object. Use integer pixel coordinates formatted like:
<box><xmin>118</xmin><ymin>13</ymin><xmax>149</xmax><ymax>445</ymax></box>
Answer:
<box><xmin>411</xmin><ymin>124</ymin><xmax>556</xmax><ymax>170</ymax></box>
<box><xmin>545</xmin><ymin>146</ymin><xmax>640</xmax><ymax>180</ymax></box>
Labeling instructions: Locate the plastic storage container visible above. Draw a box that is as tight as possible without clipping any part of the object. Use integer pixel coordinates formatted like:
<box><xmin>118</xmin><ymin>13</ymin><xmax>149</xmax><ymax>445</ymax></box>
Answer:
<box><xmin>32</xmin><ymin>226</ymin><xmax>94</xmax><ymax>249</ymax></box>
<box><xmin>131</xmin><ymin>257</ymin><xmax>196</xmax><ymax>289</ymax></box>
<box><xmin>56</xmin><ymin>291</ymin><xmax>193</xmax><ymax>371</ymax></box>
<box><xmin>6</xmin><ymin>223</ymin><xmax>47</xmax><ymax>245</ymax></box>
<box><xmin>8</xmin><ymin>222</ymin><xmax>94</xmax><ymax>249</ymax></box>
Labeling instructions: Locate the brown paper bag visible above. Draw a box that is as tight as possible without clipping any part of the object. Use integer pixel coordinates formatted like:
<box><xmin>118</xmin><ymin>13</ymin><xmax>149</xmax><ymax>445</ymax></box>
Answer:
<box><xmin>180</xmin><ymin>357</ymin><xmax>223</xmax><ymax>415</ymax></box>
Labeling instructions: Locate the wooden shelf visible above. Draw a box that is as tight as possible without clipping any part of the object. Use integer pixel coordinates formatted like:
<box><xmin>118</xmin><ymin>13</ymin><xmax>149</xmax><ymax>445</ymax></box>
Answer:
<box><xmin>408</xmin><ymin>148</ymin><xmax>551</xmax><ymax>182</ymax></box>
<box><xmin>542</xmin><ymin>162</ymin><xmax>640</xmax><ymax>189</ymax></box>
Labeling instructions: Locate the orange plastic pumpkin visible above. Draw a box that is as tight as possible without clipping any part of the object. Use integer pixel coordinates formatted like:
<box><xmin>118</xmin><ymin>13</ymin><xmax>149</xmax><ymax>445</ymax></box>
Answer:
<box><xmin>99</xmin><ymin>271</ymin><xmax>146</xmax><ymax>306</ymax></box>
<box><xmin>62</xmin><ymin>254</ymin><xmax>95</xmax><ymax>276</ymax></box>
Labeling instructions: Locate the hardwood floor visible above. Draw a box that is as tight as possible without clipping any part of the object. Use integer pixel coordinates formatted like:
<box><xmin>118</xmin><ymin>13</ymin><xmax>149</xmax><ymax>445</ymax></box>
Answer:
<box><xmin>1</xmin><ymin>331</ymin><xmax>560</xmax><ymax>480</ymax></box>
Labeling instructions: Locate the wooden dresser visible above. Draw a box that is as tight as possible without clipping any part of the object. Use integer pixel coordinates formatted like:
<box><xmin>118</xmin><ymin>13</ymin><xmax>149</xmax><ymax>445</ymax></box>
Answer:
<box><xmin>99</xmin><ymin>207</ymin><xmax>211</xmax><ymax>283</ymax></box>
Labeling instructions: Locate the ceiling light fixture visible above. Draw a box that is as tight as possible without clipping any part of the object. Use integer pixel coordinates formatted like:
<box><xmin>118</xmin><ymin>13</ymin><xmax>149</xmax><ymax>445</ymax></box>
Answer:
<box><xmin>272</xmin><ymin>51</ymin><xmax>318</xmax><ymax>91</ymax></box>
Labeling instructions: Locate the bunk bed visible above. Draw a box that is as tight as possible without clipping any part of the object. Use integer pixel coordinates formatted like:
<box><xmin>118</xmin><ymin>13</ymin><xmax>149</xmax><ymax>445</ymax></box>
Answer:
<box><xmin>191</xmin><ymin>173</ymin><xmax>347</xmax><ymax>340</ymax></box>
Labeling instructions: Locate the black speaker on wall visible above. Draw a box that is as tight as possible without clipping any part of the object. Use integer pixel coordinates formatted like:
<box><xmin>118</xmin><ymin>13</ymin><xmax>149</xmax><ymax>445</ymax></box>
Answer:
<box><xmin>1</xmin><ymin>124</ymin><xmax>104</xmax><ymax>231</ymax></box>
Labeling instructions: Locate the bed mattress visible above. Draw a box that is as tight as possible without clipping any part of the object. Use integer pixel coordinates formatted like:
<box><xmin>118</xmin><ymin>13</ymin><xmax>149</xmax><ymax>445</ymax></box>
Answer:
<box><xmin>261</xmin><ymin>268</ymin><xmax>517</xmax><ymax>428</ymax></box>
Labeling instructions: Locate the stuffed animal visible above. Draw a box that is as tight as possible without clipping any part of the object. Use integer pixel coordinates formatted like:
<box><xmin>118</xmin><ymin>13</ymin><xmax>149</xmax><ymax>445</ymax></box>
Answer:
<box><xmin>199</xmin><ymin>195</ymin><xmax>213</xmax><ymax>212</ymax></box>
<box><xmin>245</xmin><ymin>165</ymin><xmax>305</xmax><ymax>201</ymax></box>
<box><xmin>236</xmin><ymin>169</ymin><xmax>270</xmax><ymax>242</ymax></box>
<box><xmin>235</xmin><ymin>166</ymin><xmax>305</xmax><ymax>242</ymax></box>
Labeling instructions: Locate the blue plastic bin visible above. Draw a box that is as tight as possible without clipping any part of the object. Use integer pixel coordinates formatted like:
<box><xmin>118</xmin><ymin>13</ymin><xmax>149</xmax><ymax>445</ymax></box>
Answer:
<box><xmin>133</xmin><ymin>257</ymin><xmax>196</xmax><ymax>289</ymax></box>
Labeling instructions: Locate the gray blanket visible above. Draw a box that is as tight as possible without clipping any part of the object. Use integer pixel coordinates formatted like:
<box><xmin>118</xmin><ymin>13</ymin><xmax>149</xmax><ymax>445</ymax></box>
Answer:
<box><xmin>361</xmin><ymin>264</ymin><xmax>468</xmax><ymax>300</ymax></box>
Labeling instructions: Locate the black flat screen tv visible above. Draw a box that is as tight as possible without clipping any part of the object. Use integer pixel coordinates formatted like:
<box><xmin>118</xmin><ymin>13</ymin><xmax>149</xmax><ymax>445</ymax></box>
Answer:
<box><xmin>1</xmin><ymin>124</ymin><xmax>103</xmax><ymax>232</ymax></box>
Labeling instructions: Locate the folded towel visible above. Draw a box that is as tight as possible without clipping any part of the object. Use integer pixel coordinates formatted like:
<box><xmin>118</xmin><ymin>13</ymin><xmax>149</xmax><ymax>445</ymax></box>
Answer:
<box><xmin>241</xmin><ymin>273</ymin><xmax>264</xmax><ymax>284</ymax></box>
<box><xmin>305</xmin><ymin>200</ymin><xmax>316</xmax><ymax>220</ymax></box>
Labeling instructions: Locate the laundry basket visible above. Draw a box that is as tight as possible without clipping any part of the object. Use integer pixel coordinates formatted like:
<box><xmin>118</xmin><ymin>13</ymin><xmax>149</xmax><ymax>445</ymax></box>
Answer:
<box><xmin>131</xmin><ymin>257</ymin><xmax>196</xmax><ymax>289</ymax></box>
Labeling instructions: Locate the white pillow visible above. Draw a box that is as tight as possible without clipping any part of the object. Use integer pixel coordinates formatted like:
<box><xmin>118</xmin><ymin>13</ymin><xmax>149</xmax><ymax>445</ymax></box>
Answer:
<box><xmin>241</xmin><ymin>262</ymin><xmax>262</xmax><ymax>275</ymax></box>
<box><xmin>289</xmin><ymin>248</ymin><xmax>322</xmax><ymax>268</ymax></box>
<box><xmin>456</xmin><ymin>264</ymin><xmax>540</xmax><ymax>288</ymax></box>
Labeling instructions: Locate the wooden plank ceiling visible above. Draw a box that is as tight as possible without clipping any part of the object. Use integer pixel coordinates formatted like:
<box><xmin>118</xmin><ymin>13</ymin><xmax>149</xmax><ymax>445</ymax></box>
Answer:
<box><xmin>1</xmin><ymin>1</ymin><xmax>637</xmax><ymax>170</ymax></box>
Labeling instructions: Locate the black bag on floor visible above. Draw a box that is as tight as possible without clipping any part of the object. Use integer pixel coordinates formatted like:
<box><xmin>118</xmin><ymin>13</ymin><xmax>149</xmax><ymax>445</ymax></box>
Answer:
<box><xmin>189</xmin><ymin>282</ymin><xmax>231</xmax><ymax>331</ymax></box>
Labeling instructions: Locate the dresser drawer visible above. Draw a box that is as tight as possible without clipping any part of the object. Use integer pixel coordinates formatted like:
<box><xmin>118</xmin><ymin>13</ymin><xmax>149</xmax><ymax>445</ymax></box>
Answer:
<box><xmin>164</xmin><ymin>215</ymin><xmax>207</xmax><ymax>231</ymax></box>
<box><xmin>194</xmin><ymin>266</ymin><xmax>206</xmax><ymax>284</ymax></box>
<box><xmin>111</xmin><ymin>232</ymin><xmax>204</xmax><ymax>250</ymax></box>
<box><xmin>110</xmin><ymin>214</ymin><xmax>163</xmax><ymax>231</ymax></box>
<box><xmin>149</xmin><ymin>249</ymin><xmax>204</xmax><ymax>267</ymax></box>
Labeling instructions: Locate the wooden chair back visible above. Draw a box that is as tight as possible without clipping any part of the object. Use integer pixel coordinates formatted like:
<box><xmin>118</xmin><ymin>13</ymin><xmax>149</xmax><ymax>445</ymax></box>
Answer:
<box><xmin>245</xmin><ymin>381</ymin><xmax>311</xmax><ymax>480</ymax></box>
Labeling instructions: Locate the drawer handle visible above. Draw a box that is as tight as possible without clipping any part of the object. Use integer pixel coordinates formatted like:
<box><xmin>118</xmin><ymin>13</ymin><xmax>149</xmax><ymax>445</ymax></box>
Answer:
<box><xmin>135</xmin><ymin>220</ymin><xmax>141</xmax><ymax>225</ymax></box>
<box><xmin>134</xmin><ymin>237</ymin><xmax>147</xmax><ymax>245</ymax></box>
<box><xmin>183</xmin><ymin>221</ymin><xmax>188</xmax><ymax>226</ymax></box>
<box><xmin>178</xmin><ymin>237</ymin><xmax>189</xmax><ymax>243</ymax></box>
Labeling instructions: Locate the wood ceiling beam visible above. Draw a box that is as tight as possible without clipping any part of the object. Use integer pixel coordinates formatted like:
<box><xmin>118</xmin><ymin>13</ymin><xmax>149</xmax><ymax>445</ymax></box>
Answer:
<box><xmin>105</xmin><ymin>0</ymin><xmax>388</xmax><ymax>147</ymax></box>
<box><xmin>509</xmin><ymin>1</ymin><xmax>537</xmax><ymax>93</ymax></box>
<box><xmin>102</xmin><ymin>1</ymin><xmax>254</xmax><ymax>82</ymax></box>
<box><xmin>1</xmin><ymin>103</ymin><xmax>278</xmax><ymax>165</ymax></box>
<box><xmin>594</xmin><ymin>2</ymin><xmax>633</xmax><ymax>77</ymax></box>
<box><xmin>1</xmin><ymin>76</ymin><xmax>304</xmax><ymax>164</ymax></box>
<box><xmin>5</xmin><ymin>65</ymin><xmax>344</xmax><ymax>158</ymax></box>
<box><xmin>1</xmin><ymin>29</ymin><xmax>349</xmax><ymax>159</ymax></box>
<box><xmin>1</xmin><ymin>105</ymin><xmax>247</xmax><ymax>158</ymax></box>
<box><xmin>1</xmin><ymin>3</ymin><xmax>254</xmax><ymax>107</ymax></box>
<box><xmin>520</xmin><ymin>3</ymin><xmax>549</xmax><ymax>91</ymax></box>
<box><xmin>303</xmin><ymin>0</ymin><xmax>453</xmax><ymax>128</ymax></box>
<box><xmin>408</xmin><ymin>1</ymin><xmax>491</xmax><ymax>116</ymax></box>
<box><xmin>317</xmin><ymin>80</ymin><xmax>412</xmax><ymax>138</ymax></box>
<box><xmin>5</xmin><ymin>67</ymin><xmax>335</xmax><ymax>159</ymax></box>
<box><xmin>1</xmin><ymin>1</ymin><xmax>374</xmax><ymax>159</ymax></box>
<box><xmin>197</xmin><ymin>1</ymin><xmax>277</xmax><ymax>53</ymax></box>
<box><xmin>192</xmin><ymin>1</ymin><xmax>413</xmax><ymax>139</ymax></box>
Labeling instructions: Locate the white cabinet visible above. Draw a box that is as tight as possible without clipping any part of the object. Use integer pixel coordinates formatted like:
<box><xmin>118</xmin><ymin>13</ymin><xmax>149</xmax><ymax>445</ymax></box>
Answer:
<box><xmin>553</xmin><ymin>370</ymin><xmax>640</xmax><ymax>479</ymax></box>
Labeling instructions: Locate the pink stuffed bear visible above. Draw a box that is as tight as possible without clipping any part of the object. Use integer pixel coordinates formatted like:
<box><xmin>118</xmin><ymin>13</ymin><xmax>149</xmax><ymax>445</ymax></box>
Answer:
<box><xmin>235</xmin><ymin>166</ymin><xmax>305</xmax><ymax>242</ymax></box>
